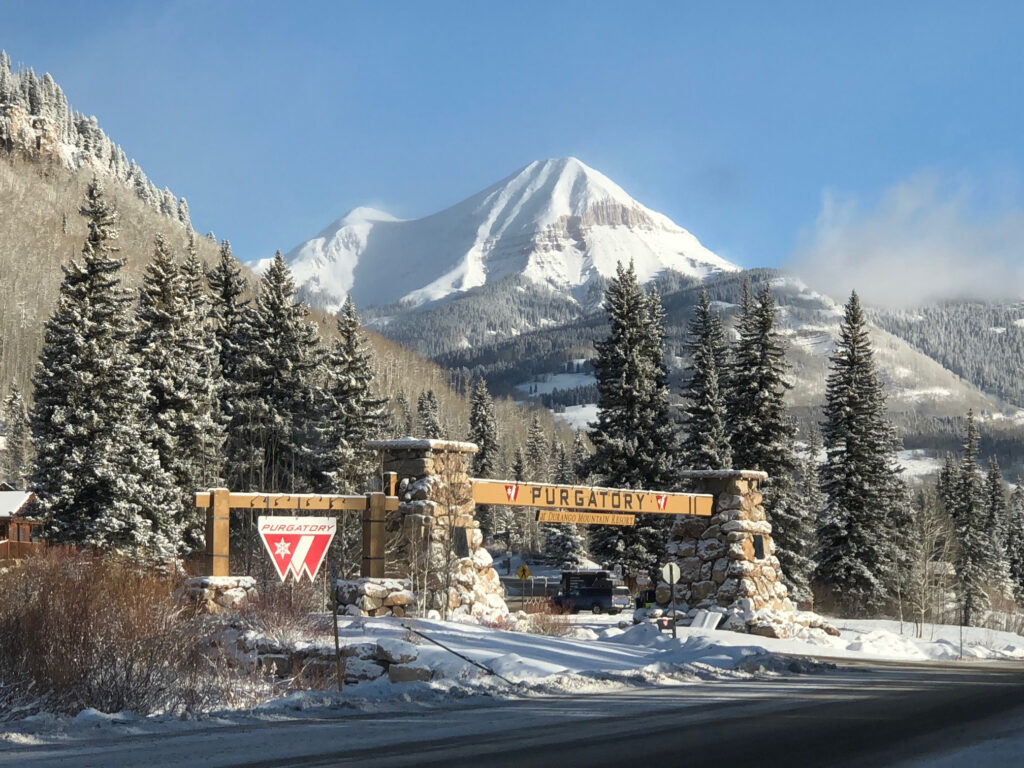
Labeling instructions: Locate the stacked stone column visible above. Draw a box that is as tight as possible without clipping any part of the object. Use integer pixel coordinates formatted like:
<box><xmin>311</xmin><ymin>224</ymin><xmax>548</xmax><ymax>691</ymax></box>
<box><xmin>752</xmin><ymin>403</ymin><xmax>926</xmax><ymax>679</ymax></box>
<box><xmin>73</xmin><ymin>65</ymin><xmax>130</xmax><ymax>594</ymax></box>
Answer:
<box><xmin>366</xmin><ymin>438</ymin><xmax>508</xmax><ymax>624</ymax></box>
<box><xmin>666</xmin><ymin>470</ymin><xmax>797</xmax><ymax>634</ymax></box>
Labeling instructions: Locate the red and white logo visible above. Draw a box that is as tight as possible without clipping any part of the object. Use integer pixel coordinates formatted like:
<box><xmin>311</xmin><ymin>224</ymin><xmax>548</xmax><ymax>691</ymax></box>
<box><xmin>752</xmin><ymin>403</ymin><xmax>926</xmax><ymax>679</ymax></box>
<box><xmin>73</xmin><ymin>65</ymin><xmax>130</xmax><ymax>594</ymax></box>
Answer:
<box><xmin>656</xmin><ymin>495</ymin><xmax>668</xmax><ymax>511</ymax></box>
<box><xmin>505</xmin><ymin>484</ymin><xmax>519</xmax><ymax>502</ymax></box>
<box><xmin>258</xmin><ymin>516</ymin><xmax>336</xmax><ymax>582</ymax></box>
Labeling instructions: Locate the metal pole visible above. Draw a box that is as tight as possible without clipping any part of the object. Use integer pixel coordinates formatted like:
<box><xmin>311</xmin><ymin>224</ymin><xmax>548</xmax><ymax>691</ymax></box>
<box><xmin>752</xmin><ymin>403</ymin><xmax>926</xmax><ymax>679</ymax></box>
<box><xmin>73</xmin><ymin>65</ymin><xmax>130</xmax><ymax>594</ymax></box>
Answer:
<box><xmin>670</xmin><ymin>573</ymin><xmax>677</xmax><ymax>640</ymax></box>
<box><xmin>330</xmin><ymin>563</ymin><xmax>345</xmax><ymax>692</ymax></box>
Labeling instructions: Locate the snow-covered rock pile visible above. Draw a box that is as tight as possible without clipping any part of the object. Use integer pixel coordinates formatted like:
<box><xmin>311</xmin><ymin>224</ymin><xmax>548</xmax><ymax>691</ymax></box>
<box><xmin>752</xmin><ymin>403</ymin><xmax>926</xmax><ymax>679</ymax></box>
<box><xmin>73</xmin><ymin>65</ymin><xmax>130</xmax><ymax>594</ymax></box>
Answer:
<box><xmin>225</xmin><ymin>627</ymin><xmax>433</xmax><ymax>685</ymax></box>
<box><xmin>336</xmin><ymin>578</ymin><xmax>416</xmax><ymax>618</ymax></box>
<box><xmin>177</xmin><ymin>576</ymin><xmax>258</xmax><ymax>613</ymax></box>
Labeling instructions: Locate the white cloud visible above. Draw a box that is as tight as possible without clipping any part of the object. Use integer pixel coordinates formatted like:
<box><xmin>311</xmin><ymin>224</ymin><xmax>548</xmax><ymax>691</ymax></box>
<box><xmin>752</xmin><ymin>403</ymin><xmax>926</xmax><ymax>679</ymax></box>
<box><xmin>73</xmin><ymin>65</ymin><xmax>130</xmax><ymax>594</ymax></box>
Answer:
<box><xmin>789</xmin><ymin>172</ymin><xmax>1024</xmax><ymax>307</ymax></box>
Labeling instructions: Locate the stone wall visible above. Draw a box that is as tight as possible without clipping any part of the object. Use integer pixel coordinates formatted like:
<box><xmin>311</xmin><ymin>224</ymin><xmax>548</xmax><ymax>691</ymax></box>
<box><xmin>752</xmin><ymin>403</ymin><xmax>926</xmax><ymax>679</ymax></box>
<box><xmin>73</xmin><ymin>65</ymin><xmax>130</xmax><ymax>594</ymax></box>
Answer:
<box><xmin>178</xmin><ymin>575</ymin><xmax>257</xmax><ymax>613</ymax></box>
<box><xmin>367</xmin><ymin>438</ymin><xmax>509</xmax><ymax>625</ymax></box>
<box><xmin>335</xmin><ymin>577</ymin><xmax>416</xmax><ymax>618</ymax></box>
<box><xmin>664</xmin><ymin>470</ymin><xmax>800</xmax><ymax>637</ymax></box>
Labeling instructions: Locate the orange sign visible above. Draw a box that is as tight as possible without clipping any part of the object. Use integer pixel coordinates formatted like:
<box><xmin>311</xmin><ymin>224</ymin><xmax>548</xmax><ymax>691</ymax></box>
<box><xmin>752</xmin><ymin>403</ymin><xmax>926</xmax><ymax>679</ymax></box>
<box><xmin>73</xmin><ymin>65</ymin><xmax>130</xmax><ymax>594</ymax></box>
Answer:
<box><xmin>471</xmin><ymin>480</ymin><xmax>712</xmax><ymax>516</ymax></box>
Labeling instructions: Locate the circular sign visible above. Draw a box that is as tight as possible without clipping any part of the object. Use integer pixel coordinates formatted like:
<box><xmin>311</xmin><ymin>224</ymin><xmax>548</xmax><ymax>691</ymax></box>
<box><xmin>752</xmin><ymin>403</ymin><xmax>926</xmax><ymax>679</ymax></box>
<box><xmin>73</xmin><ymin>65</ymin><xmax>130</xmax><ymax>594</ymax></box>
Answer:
<box><xmin>661</xmin><ymin>562</ymin><xmax>681</xmax><ymax>584</ymax></box>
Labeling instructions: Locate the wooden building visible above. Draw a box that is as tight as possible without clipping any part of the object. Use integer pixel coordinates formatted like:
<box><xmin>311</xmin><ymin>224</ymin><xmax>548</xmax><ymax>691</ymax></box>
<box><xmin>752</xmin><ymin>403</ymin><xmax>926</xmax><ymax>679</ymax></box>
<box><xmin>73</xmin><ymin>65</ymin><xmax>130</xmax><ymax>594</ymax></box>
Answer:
<box><xmin>0</xmin><ymin>487</ymin><xmax>41</xmax><ymax>559</ymax></box>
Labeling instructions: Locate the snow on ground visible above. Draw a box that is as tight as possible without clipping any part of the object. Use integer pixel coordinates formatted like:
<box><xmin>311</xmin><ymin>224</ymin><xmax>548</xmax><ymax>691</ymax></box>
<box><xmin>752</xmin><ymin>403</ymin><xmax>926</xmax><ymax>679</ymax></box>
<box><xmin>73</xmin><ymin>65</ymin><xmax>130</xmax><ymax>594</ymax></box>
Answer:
<box><xmin>513</xmin><ymin>372</ymin><xmax>595</xmax><ymax>397</ymax></box>
<box><xmin>553</xmin><ymin>403</ymin><xmax>598</xmax><ymax>430</ymax></box>
<box><xmin>897</xmin><ymin>449</ymin><xmax>945</xmax><ymax>480</ymax></box>
<box><xmin>2</xmin><ymin>612</ymin><xmax>1022</xmax><ymax>750</ymax></box>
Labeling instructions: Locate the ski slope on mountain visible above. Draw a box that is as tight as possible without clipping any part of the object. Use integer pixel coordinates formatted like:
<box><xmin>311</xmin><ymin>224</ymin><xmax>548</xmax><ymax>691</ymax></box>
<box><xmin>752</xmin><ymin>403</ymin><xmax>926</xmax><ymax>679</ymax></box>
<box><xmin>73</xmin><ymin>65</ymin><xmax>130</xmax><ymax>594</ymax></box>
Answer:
<box><xmin>258</xmin><ymin>157</ymin><xmax>739</xmax><ymax>312</ymax></box>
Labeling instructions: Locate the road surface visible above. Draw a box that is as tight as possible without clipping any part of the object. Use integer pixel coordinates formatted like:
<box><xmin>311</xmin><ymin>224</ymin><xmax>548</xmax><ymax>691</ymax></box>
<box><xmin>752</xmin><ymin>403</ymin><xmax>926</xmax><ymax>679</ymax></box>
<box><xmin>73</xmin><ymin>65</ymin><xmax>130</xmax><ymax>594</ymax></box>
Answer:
<box><xmin>3</xmin><ymin>661</ymin><xmax>1023</xmax><ymax>767</ymax></box>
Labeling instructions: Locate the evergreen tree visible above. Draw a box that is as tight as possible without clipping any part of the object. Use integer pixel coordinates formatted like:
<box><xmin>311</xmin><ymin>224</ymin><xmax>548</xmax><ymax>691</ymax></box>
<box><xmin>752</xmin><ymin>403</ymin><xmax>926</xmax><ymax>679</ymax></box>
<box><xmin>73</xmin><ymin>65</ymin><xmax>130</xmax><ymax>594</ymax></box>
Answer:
<box><xmin>786</xmin><ymin>426</ymin><xmax>824</xmax><ymax>607</ymax></box>
<box><xmin>544</xmin><ymin>442</ymin><xmax>587</xmax><ymax>567</ymax></box>
<box><xmin>951</xmin><ymin>412</ymin><xmax>991</xmax><ymax>625</ymax></box>
<box><xmin>1006</xmin><ymin>483</ymin><xmax>1024</xmax><ymax>602</ymax></box>
<box><xmin>134</xmin><ymin>235</ymin><xmax>224</xmax><ymax>552</ymax></box>
<box><xmin>525</xmin><ymin>415</ymin><xmax>550</xmax><ymax>481</ymax></box>
<box><xmin>324</xmin><ymin>297</ymin><xmax>385</xmax><ymax>493</ymax></box>
<box><xmin>571</xmin><ymin>431</ymin><xmax>591</xmax><ymax>484</ymax></box>
<box><xmin>984</xmin><ymin>457</ymin><xmax>1012</xmax><ymax>593</ymax></box>
<box><xmin>937</xmin><ymin>453</ymin><xmax>958</xmax><ymax>513</ymax></box>
<box><xmin>816</xmin><ymin>291</ymin><xmax>907</xmax><ymax>614</ymax></box>
<box><xmin>679</xmin><ymin>288</ymin><xmax>731</xmax><ymax>470</ymax></box>
<box><xmin>468</xmin><ymin>379</ymin><xmax>499</xmax><ymax>478</ymax></box>
<box><xmin>2</xmin><ymin>383</ymin><xmax>28</xmax><ymax>488</ymax></box>
<box><xmin>30</xmin><ymin>180</ymin><xmax>179</xmax><ymax>559</ymax></box>
<box><xmin>241</xmin><ymin>251</ymin><xmax>326</xmax><ymax>493</ymax></box>
<box><xmin>417</xmin><ymin>390</ymin><xmax>442</xmax><ymax>439</ymax></box>
<box><xmin>207</xmin><ymin>240</ymin><xmax>253</xmax><ymax>489</ymax></box>
<box><xmin>587</xmin><ymin>261</ymin><xmax>676</xmax><ymax>575</ymax></box>
<box><xmin>393</xmin><ymin>390</ymin><xmax>414</xmax><ymax>437</ymax></box>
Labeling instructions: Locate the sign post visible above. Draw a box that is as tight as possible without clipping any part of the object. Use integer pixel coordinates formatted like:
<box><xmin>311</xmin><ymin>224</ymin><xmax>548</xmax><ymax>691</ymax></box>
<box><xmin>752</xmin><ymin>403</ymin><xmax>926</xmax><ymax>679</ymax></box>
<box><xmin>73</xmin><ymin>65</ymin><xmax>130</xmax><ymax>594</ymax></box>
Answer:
<box><xmin>661</xmin><ymin>562</ymin><xmax>681</xmax><ymax>640</ymax></box>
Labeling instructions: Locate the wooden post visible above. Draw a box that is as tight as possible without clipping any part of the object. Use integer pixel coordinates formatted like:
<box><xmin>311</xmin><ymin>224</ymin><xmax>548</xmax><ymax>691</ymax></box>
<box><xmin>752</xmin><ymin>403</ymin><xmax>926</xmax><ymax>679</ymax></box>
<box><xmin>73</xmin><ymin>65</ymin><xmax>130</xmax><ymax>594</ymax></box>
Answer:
<box><xmin>361</xmin><ymin>492</ymin><xmax>387</xmax><ymax>578</ymax></box>
<box><xmin>385</xmin><ymin>471</ymin><xmax>397</xmax><ymax>498</ymax></box>
<box><xmin>205</xmin><ymin>488</ymin><xmax>230</xmax><ymax>577</ymax></box>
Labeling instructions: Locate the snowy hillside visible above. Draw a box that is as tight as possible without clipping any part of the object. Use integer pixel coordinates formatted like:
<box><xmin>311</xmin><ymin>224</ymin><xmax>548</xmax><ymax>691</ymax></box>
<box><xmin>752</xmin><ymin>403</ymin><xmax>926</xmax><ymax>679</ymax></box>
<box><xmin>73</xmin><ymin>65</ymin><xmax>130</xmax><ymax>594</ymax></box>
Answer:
<box><xmin>256</xmin><ymin>157</ymin><xmax>739</xmax><ymax>312</ymax></box>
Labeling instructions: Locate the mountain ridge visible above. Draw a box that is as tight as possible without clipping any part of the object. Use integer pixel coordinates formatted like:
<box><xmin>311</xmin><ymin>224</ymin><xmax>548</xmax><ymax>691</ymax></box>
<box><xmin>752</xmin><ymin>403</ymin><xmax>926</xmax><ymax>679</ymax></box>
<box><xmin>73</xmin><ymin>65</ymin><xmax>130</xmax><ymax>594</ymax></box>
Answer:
<box><xmin>256</xmin><ymin>157</ymin><xmax>738</xmax><ymax>312</ymax></box>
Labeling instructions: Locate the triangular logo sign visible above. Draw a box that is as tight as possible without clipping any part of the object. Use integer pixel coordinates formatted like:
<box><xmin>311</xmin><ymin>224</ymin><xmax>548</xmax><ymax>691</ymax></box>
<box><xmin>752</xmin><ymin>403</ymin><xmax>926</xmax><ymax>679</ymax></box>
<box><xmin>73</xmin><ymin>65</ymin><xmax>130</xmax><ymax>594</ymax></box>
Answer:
<box><xmin>656</xmin><ymin>495</ymin><xmax>668</xmax><ymax>511</ymax></box>
<box><xmin>258</xmin><ymin>517</ymin><xmax>337</xmax><ymax>582</ymax></box>
<box><xmin>505</xmin><ymin>484</ymin><xmax>519</xmax><ymax>502</ymax></box>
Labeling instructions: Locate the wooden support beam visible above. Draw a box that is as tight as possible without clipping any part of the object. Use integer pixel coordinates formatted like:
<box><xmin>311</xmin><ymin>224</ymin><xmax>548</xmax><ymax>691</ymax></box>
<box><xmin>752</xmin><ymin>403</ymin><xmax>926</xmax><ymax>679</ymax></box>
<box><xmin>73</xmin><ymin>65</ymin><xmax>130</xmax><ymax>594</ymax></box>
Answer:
<box><xmin>204</xmin><ymin>488</ymin><xmax>230</xmax><ymax>577</ymax></box>
<box><xmin>361</xmin><ymin>492</ymin><xmax>387</xmax><ymax>578</ymax></box>
<box><xmin>195</xmin><ymin>492</ymin><xmax>398</xmax><ymax>512</ymax></box>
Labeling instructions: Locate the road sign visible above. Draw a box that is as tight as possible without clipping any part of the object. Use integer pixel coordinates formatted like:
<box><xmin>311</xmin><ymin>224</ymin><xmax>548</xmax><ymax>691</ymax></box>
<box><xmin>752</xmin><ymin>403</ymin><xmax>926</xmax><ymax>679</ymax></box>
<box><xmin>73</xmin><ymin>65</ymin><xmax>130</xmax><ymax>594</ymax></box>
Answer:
<box><xmin>661</xmin><ymin>562</ymin><xmax>681</xmax><ymax>639</ymax></box>
<box><xmin>258</xmin><ymin>516</ymin><xmax>336</xmax><ymax>582</ymax></box>
<box><xmin>661</xmin><ymin>562</ymin><xmax>681</xmax><ymax>584</ymax></box>
<box><xmin>536</xmin><ymin>510</ymin><xmax>635</xmax><ymax>526</ymax></box>
<box><xmin>516</xmin><ymin>564</ymin><xmax>532</xmax><ymax>581</ymax></box>
<box><xmin>471</xmin><ymin>480</ymin><xmax>712</xmax><ymax>517</ymax></box>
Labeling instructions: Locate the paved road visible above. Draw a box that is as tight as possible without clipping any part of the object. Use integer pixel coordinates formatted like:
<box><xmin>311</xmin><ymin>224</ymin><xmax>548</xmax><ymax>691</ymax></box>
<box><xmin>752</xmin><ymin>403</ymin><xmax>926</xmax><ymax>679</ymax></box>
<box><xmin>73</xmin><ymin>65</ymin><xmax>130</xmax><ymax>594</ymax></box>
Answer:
<box><xmin>4</xmin><ymin>662</ymin><xmax>1023</xmax><ymax>767</ymax></box>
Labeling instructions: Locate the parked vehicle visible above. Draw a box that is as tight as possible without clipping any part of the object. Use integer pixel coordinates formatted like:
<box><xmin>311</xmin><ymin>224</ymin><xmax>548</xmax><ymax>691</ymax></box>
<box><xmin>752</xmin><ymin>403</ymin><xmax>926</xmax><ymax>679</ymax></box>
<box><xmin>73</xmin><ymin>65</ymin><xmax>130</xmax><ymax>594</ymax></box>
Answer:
<box><xmin>551</xmin><ymin>569</ymin><xmax>633</xmax><ymax>614</ymax></box>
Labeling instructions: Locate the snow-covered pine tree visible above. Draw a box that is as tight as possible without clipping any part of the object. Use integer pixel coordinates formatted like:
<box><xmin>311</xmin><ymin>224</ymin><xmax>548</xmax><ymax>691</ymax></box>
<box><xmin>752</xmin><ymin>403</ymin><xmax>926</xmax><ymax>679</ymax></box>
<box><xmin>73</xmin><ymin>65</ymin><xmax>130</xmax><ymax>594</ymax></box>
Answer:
<box><xmin>571</xmin><ymin>430</ymin><xmax>591</xmax><ymax>483</ymax></box>
<box><xmin>393</xmin><ymin>390</ymin><xmax>414</xmax><ymax>437</ymax></box>
<box><xmin>242</xmin><ymin>251</ymin><xmax>327</xmax><ymax>493</ymax></box>
<box><xmin>324</xmin><ymin>296</ymin><xmax>386</xmax><ymax>493</ymax></box>
<box><xmin>587</xmin><ymin>261</ymin><xmax>676</xmax><ymax>576</ymax></box>
<box><xmin>525</xmin><ymin>415</ymin><xmax>550</xmax><ymax>481</ymax></box>
<box><xmin>983</xmin><ymin>457</ymin><xmax>1013</xmax><ymax>594</ymax></box>
<box><xmin>784</xmin><ymin>426</ymin><xmax>825</xmax><ymax>608</ymax></box>
<box><xmin>816</xmin><ymin>290</ymin><xmax>907</xmax><ymax>615</ymax></box>
<box><xmin>679</xmin><ymin>288</ymin><xmax>731</xmax><ymax>470</ymax></box>
<box><xmin>1006</xmin><ymin>483</ymin><xmax>1024</xmax><ymax>602</ymax></box>
<box><xmin>937</xmin><ymin>453</ymin><xmax>958</xmax><ymax>514</ymax></box>
<box><xmin>951</xmin><ymin>412</ymin><xmax>992</xmax><ymax>625</ymax></box>
<box><xmin>544</xmin><ymin>442</ymin><xmax>587</xmax><ymax>568</ymax></box>
<box><xmin>2</xmin><ymin>383</ymin><xmax>29</xmax><ymax>488</ymax></box>
<box><xmin>724</xmin><ymin>284</ymin><xmax>815</xmax><ymax>601</ymax></box>
<box><xmin>207</xmin><ymin>240</ymin><xmax>254</xmax><ymax>489</ymax></box>
<box><xmin>134</xmin><ymin>234</ymin><xmax>224</xmax><ymax>553</ymax></box>
<box><xmin>467</xmin><ymin>378</ymin><xmax>500</xmax><ymax>539</ymax></box>
<box><xmin>180</xmin><ymin>236</ymin><xmax>226</xmax><ymax>490</ymax></box>
<box><xmin>30</xmin><ymin>180</ymin><xmax>179</xmax><ymax>560</ymax></box>
<box><xmin>417</xmin><ymin>390</ymin><xmax>442</xmax><ymax>439</ymax></box>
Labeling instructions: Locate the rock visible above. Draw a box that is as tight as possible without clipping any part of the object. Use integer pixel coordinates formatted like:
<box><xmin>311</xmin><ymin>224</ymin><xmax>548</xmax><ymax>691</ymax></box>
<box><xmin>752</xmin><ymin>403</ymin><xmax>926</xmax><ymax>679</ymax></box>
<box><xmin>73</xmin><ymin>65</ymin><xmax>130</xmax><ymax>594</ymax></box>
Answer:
<box><xmin>376</xmin><ymin>638</ymin><xmax>419</xmax><ymax>665</ymax></box>
<box><xmin>471</xmin><ymin>548</ymin><xmax>493</xmax><ymax>569</ymax></box>
<box><xmin>678</xmin><ymin>557</ymin><xmax>702</xmax><ymax>581</ymax></box>
<box><xmin>388</xmin><ymin>663</ymin><xmax>433</xmax><ymax>683</ymax></box>
<box><xmin>344</xmin><ymin>658</ymin><xmax>386</xmax><ymax>684</ymax></box>
<box><xmin>674</xmin><ymin>539</ymin><xmax>697</xmax><ymax>558</ymax></box>
<box><xmin>712</xmin><ymin>558</ymin><xmax>730</xmax><ymax>584</ymax></box>
<box><xmin>383</xmin><ymin>590</ymin><xmax>415</xmax><ymax>607</ymax></box>
<box><xmin>697</xmin><ymin>538</ymin><xmax>726</xmax><ymax>561</ymax></box>
<box><xmin>363</xmin><ymin>582</ymin><xmax>390</xmax><ymax>599</ymax></box>
<box><xmin>675</xmin><ymin>517</ymin><xmax>708</xmax><ymax>539</ymax></box>
<box><xmin>341</xmin><ymin>642</ymin><xmax>377</xmax><ymax>660</ymax></box>
<box><xmin>690</xmin><ymin>580</ymin><xmax>717</xmax><ymax>600</ymax></box>
<box><xmin>749</xmin><ymin>622</ymin><xmax>789</xmax><ymax>639</ymax></box>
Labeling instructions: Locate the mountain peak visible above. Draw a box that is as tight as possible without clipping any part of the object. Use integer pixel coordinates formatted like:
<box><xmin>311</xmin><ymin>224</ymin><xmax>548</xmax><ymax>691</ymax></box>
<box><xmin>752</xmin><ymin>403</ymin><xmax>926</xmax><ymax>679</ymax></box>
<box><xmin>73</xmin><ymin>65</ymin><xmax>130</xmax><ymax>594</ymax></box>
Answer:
<box><xmin>261</xmin><ymin>160</ymin><xmax>739</xmax><ymax>312</ymax></box>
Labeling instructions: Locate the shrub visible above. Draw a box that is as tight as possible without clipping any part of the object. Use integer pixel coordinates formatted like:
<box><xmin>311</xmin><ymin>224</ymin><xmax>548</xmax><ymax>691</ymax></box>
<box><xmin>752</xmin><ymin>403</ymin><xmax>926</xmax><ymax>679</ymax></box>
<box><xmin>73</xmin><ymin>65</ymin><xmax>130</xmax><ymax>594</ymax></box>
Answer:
<box><xmin>0</xmin><ymin>551</ymin><xmax>238</xmax><ymax>715</ymax></box>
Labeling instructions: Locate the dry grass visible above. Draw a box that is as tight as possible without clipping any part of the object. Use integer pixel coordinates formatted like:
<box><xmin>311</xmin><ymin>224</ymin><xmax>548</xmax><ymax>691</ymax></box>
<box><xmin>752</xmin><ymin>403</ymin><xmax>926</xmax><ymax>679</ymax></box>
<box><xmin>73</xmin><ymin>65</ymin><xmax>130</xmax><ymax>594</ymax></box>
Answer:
<box><xmin>0</xmin><ymin>550</ymin><xmax>248</xmax><ymax>716</ymax></box>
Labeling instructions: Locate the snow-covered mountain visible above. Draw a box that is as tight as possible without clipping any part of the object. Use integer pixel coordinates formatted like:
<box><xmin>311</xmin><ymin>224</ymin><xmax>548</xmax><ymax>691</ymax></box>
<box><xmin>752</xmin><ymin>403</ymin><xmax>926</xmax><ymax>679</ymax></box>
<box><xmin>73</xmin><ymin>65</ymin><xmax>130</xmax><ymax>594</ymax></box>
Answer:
<box><xmin>257</xmin><ymin>157</ymin><xmax>739</xmax><ymax>312</ymax></box>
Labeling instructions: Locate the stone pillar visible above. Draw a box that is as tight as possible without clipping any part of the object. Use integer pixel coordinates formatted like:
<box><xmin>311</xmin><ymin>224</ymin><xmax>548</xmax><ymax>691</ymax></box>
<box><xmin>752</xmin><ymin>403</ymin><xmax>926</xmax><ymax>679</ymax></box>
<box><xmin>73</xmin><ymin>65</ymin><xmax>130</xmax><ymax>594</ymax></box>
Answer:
<box><xmin>667</xmin><ymin>470</ymin><xmax>797</xmax><ymax>635</ymax></box>
<box><xmin>366</xmin><ymin>438</ymin><xmax>509</xmax><ymax>624</ymax></box>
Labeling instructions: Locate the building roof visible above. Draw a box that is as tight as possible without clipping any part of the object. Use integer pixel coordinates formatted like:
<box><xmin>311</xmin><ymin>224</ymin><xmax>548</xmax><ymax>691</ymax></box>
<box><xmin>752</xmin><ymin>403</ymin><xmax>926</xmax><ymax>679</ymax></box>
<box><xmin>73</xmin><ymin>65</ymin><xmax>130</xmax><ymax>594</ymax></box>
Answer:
<box><xmin>0</xmin><ymin>491</ymin><xmax>37</xmax><ymax>519</ymax></box>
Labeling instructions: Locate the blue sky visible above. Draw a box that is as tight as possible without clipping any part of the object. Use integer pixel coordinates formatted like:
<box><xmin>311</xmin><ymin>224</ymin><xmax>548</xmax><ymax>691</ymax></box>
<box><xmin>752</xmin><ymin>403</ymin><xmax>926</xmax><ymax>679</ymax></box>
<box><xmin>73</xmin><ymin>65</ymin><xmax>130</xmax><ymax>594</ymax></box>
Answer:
<box><xmin>6</xmin><ymin>1</ymin><xmax>1024</xmax><ymax>281</ymax></box>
